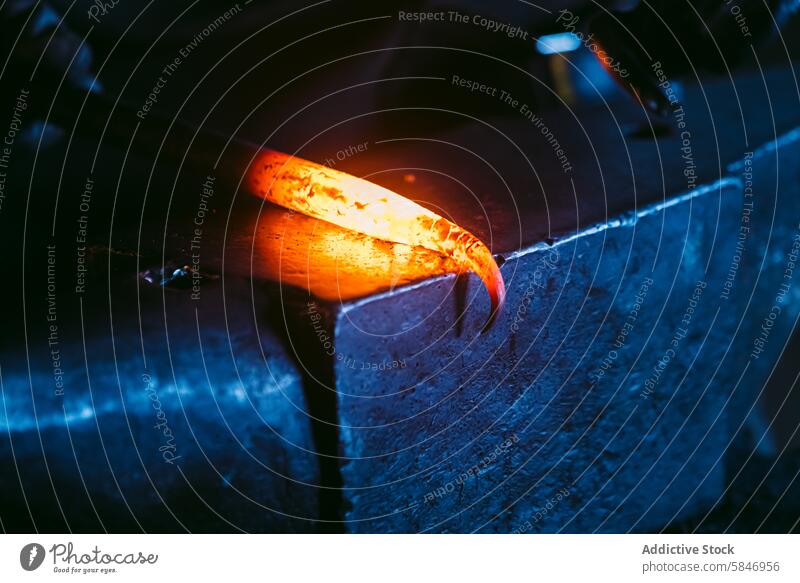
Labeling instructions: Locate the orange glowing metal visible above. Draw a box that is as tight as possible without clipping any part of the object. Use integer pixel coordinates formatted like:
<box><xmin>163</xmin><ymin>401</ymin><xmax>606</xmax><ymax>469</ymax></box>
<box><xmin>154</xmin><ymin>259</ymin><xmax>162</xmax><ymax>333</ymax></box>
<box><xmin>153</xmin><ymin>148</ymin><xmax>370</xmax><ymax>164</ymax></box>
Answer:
<box><xmin>248</xmin><ymin>150</ymin><xmax>506</xmax><ymax>325</ymax></box>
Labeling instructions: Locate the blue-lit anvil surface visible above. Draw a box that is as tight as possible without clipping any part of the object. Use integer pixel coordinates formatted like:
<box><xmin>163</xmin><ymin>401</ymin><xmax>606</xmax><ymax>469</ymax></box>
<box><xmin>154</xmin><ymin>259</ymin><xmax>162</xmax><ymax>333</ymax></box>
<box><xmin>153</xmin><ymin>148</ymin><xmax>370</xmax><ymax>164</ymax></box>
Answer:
<box><xmin>1</xmin><ymin>66</ymin><xmax>799</xmax><ymax>533</ymax></box>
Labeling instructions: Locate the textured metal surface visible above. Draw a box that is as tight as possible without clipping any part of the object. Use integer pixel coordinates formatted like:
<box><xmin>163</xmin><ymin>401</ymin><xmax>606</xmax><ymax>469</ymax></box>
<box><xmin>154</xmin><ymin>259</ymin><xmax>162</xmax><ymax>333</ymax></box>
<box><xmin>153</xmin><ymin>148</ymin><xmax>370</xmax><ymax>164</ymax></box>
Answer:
<box><xmin>0</xmin><ymin>92</ymin><xmax>330</xmax><ymax>529</ymax></box>
<box><xmin>333</xmin><ymin>180</ymin><xmax>740</xmax><ymax>532</ymax></box>
<box><xmin>0</xmin><ymin>254</ymin><xmax>319</xmax><ymax>532</ymax></box>
<box><xmin>314</xmin><ymin>69</ymin><xmax>800</xmax><ymax>532</ymax></box>
<box><xmin>2</xmin><ymin>58</ymin><xmax>799</xmax><ymax>532</ymax></box>
<box><xmin>728</xmin><ymin>130</ymin><xmax>800</xmax><ymax>454</ymax></box>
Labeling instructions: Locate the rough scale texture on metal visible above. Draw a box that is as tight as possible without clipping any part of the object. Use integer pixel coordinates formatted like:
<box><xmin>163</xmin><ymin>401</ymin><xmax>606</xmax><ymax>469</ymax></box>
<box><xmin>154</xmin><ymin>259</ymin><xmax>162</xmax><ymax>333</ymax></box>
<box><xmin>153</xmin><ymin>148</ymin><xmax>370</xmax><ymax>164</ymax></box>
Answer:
<box><xmin>333</xmin><ymin>180</ymin><xmax>741</xmax><ymax>532</ymax></box>
<box><xmin>301</xmin><ymin>68</ymin><xmax>800</xmax><ymax>532</ymax></box>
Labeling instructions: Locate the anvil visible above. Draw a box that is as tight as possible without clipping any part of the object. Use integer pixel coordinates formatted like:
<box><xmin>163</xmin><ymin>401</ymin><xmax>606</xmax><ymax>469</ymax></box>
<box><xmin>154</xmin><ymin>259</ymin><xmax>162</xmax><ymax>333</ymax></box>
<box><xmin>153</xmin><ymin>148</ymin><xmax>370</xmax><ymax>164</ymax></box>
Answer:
<box><xmin>303</xmin><ymin>67</ymin><xmax>800</xmax><ymax>533</ymax></box>
<box><xmin>1</xmin><ymin>59</ymin><xmax>799</xmax><ymax>533</ymax></box>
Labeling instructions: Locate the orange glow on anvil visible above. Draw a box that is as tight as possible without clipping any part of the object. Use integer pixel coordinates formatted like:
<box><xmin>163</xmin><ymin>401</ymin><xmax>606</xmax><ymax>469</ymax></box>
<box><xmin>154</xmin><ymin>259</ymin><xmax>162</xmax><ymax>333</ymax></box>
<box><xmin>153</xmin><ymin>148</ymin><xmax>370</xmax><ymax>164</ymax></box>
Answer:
<box><xmin>247</xmin><ymin>150</ymin><xmax>506</xmax><ymax>323</ymax></box>
<box><xmin>250</xmin><ymin>207</ymin><xmax>461</xmax><ymax>302</ymax></box>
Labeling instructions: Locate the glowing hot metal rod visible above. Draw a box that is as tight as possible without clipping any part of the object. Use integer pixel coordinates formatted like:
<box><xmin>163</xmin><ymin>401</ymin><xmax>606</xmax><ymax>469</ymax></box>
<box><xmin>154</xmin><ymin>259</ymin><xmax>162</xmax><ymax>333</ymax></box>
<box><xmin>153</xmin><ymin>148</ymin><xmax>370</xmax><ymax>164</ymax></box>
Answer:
<box><xmin>246</xmin><ymin>150</ymin><xmax>506</xmax><ymax>327</ymax></box>
<box><xmin>48</xmin><ymin>91</ymin><xmax>505</xmax><ymax>325</ymax></box>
